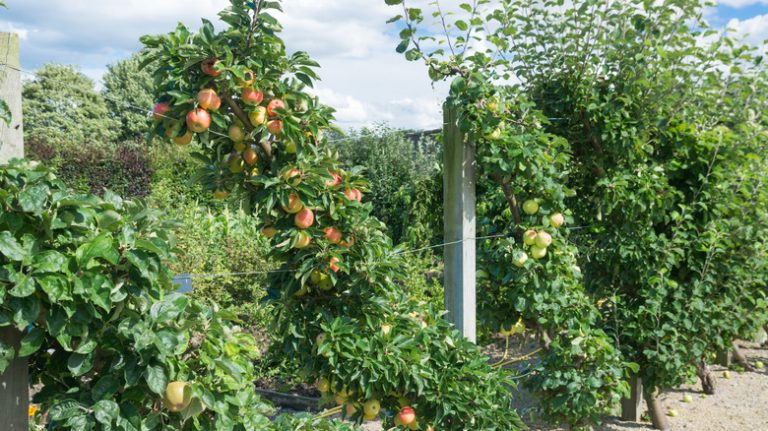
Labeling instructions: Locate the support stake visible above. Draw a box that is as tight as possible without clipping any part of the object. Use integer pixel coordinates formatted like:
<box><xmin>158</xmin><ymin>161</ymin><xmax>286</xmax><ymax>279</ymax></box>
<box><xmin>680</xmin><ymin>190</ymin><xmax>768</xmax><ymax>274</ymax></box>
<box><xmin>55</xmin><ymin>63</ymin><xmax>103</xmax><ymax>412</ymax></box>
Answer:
<box><xmin>620</xmin><ymin>374</ymin><xmax>643</xmax><ymax>422</ymax></box>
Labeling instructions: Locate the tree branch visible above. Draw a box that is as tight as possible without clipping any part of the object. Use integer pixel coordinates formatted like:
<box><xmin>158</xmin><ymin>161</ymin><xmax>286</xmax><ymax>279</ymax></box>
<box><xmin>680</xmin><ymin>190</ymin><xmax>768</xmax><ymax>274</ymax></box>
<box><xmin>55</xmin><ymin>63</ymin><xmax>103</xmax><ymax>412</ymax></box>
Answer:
<box><xmin>492</xmin><ymin>173</ymin><xmax>522</xmax><ymax>234</ymax></box>
<box><xmin>220</xmin><ymin>91</ymin><xmax>272</xmax><ymax>161</ymax></box>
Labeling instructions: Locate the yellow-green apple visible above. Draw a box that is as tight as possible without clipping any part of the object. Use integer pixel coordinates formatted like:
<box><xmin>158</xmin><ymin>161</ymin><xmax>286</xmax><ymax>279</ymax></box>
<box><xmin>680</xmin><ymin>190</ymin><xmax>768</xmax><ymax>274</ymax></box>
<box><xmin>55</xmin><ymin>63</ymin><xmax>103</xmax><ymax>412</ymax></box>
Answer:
<box><xmin>283</xmin><ymin>168</ymin><xmax>302</xmax><ymax>185</ymax></box>
<box><xmin>523</xmin><ymin>229</ymin><xmax>537</xmax><ymax>246</ymax></box>
<box><xmin>213</xmin><ymin>190</ymin><xmax>229</xmax><ymax>200</ymax></box>
<box><xmin>381</xmin><ymin>324</ymin><xmax>392</xmax><ymax>336</ymax></box>
<box><xmin>261</xmin><ymin>226</ymin><xmax>278</xmax><ymax>238</ymax></box>
<box><xmin>363</xmin><ymin>399</ymin><xmax>381</xmax><ymax>420</ymax></box>
<box><xmin>227</xmin><ymin>153</ymin><xmax>244</xmax><ymax>173</ymax></box>
<box><xmin>549</xmin><ymin>212</ymin><xmax>565</xmax><ymax>228</ymax></box>
<box><xmin>294</xmin><ymin>231</ymin><xmax>312</xmax><ymax>249</ymax></box>
<box><xmin>284</xmin><ymin>140</ymin><xmax>297</xmax><ymax>154</ymax></box>
<box><xmin>531</xmin><ymin>245</ymin><xmax>547</xmax><ymax>259</ymax></box>
<box><xmin>186</xmin><ymin>108</ymin><xmax>211</xmax><ymax>133</ymax></box>
<box><xmin>282</xmin><ymin>193</ymin><xmax>303</xmax><ymax>214</ymax></box>
<box><xmin>315</xmin><ymin>377</ymin><xmax>330</xmax><ymax>393</ymax></box>
<box><xmin>294</xmin><ymin>207</ymin><xmax>315</xmax><ymax>229</ymax></box>
<box><xmin>535</xmin><ymin>231</ymin><xmax>552</xmax><ymax>247</ymax></box>
<box><xmin>234</xmin><ymin>141</ymin><xmax>247</xmax><ymax>152</ymax></box>
<box><xmin>163</xmin><ymin>381</ymin><xmax>191</xmax><ymax>412</ymax></box>
<box><xmin>267</xmin><ymin>99</ymin><xmax>286</xmax><ymax>117</ymax></box>
<box><xmin>249</xmin><ymin>106</ymin><xmax>267</xmax><ymax>126</ymax></box>
<box><xmin>228</xmin><ymin>124</ymin><xmax>246</xmax><ymax>142</ymax></box>
<box><xmin>238</xmin><ymin>69</ymin><xmax>255</xmax><ymax>86</ymax></box>
<box><xmin>522</xmin><ymin>199</ymin><xmax>539</xmax><ymax>215</ymax></box>
<box><xmin>513</xmin><ymin>251</ymin><xmax>528</xmax><ymax>267</ymax></box>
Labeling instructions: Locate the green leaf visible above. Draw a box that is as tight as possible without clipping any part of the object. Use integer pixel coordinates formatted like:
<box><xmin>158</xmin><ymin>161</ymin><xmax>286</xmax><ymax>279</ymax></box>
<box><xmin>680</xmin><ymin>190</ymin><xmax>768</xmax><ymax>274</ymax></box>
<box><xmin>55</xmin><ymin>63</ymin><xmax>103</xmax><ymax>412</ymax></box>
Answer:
<box><xmin>76</xmin><ymin>234</ymin><xmax>119</xmax><ymax>266</ymax></box>
<box><xmin>48</xmin><ymin>400</ymin><xmax>84</xmax><ymax>421</ymax></box>
<box><xmin>455</xmin><ymin>20</ymin><xmax>468</xmax><ymax>31</ymax></box>
<box><xmin>396</xmin><ymin>38</ymin><xmax>410</xmax><ymax>54</ymax></box>
<box><xmin>0</xmin><ymin>232</ymin><xmax>25</xmax><ymax>261</ymax></box>
<box><xmin>0</xmin><ymin>340</ymin><xmax>14</xmax><ymax>373</ymax></box>
<box><xmin>384</xmin><ymin>0</ymin><xmax>403</xmax><ymax>4</ymax></box>
<box><xmin>0</xmin><ymin>99</ymin><xmax>10</xmax><ymax>125</ymax></box>
<box><xmin>93</xmin><ymin>400</ymin><xmax>120</xmax><ymax>425</ymax></box>
<box><xmin>18</xmin><ymin>183</ymin><xmax>49</xmax><ymax>214</ymax></box>
<box><xmin>18</xmin><ymin>327</ymin><xmax>44</xmax><ymax>356</ymax></box>
<box><xmin>68</xmin><ymin>352</ymin><xmax>94</xmax><ymax>376</ymax></box>
<box><xmin>145</xmin><ymin>364</ymin><xmax>167</xmax><ymax>395</ymax></box>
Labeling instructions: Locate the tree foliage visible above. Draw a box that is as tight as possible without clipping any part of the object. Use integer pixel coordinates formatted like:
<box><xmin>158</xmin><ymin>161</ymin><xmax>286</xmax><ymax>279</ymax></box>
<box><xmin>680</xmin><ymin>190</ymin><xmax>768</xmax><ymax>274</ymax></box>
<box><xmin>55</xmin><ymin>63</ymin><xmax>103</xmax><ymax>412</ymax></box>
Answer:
<box><xmin>23</xmin><ymin>64</ymin><xmax>118</xmax><ymax>146</ymax></box>
<box><xmin>102</xmin><ymin>53</ymin><xmax>155</xmax><ymax>141</ymax></box>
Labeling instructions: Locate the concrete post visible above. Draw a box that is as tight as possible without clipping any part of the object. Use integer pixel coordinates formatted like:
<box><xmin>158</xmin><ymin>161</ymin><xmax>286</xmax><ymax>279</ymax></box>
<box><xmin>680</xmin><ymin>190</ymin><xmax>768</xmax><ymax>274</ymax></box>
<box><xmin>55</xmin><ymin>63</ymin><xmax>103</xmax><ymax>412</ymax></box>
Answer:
<box><xmin>620</xmin><ymin>374</ymin><xmax>643</xmax><ymax>422</ymax></box>
<box><xmin>0</xmin><ymin>32</ymin><xmax>28</xmax><ymax>430</ymax></box>
<box><xmin>442</xmin><ymin>101</ymin><xmax>476</xmax><ymax>343</ymax></box>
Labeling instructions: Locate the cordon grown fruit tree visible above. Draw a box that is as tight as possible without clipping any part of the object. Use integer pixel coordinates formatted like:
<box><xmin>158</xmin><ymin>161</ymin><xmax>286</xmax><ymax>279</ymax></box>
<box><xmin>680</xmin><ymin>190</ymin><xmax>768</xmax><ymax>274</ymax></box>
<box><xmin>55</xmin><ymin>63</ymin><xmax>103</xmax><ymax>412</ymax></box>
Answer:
<box><xmin>384</xmin><ymin>0</ymin><xmax>768</xmax><ymax>429</ymax></box>
<box><xmin>140</xmin><ymin>1</ymin><xmax>525</xmax><ymax>429</ymax></box>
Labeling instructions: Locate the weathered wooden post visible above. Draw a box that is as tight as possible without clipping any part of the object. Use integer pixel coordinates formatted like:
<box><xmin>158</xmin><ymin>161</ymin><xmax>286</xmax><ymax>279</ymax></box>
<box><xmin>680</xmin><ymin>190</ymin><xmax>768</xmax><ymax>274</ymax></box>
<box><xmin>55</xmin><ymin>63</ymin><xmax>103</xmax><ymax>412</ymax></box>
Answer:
<box><xmin>442</xmin><ymin>101</ymin><xmax>476</xmax><ymax>343</ymax></box>
<box><xmin>620</xmin><ymin>374</ymin><xmax>643</xmax><ymax>422</ymax></box>
<box><xmin>0</xmin><ymin>32</ymin><xmax>28</xmax><ymax>430</ymax></box>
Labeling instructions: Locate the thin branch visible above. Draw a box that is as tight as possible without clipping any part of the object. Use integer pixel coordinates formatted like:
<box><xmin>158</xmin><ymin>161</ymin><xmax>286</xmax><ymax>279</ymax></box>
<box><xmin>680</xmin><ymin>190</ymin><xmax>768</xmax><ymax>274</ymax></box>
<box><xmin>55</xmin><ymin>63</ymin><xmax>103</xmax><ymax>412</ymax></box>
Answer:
<box><xmin>435</xmin><ymin>0</ymin><xmax>457</xmax><ymax>57</ymax></box>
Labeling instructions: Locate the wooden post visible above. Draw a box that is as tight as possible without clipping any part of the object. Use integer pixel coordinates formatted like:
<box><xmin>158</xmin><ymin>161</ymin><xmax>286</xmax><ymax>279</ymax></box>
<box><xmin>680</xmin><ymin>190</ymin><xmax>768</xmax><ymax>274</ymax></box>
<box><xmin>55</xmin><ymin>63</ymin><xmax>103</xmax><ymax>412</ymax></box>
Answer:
<box><xmin>443</xmin><ymin>101</ymin><xmax>476</xmax><ymax>343</ymax></box>
<box><xmin>715</xmin><ymin>350</ymin><xmax>731</xmax><ymax>367</ymax></box>
<box><xmin>0</xmin><ymin>32</ymin><xmax>28</xmax><ymax>430</ymax></box>
<box><xmin>0</xmin><ymin>32</ymin><xmax>23</xmax><ymax>161</ymax></box>
<box><xmin>620</xmin><ymin>374</ymin><xmax>643</xmax><ymax>422</ymax></box>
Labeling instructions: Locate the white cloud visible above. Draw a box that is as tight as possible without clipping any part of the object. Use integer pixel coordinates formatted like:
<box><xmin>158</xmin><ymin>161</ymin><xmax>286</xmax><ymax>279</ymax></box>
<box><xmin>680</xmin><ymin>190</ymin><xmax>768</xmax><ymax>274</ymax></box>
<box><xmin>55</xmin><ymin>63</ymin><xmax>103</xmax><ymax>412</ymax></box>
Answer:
<box><xmin>726</xmin><ymin>14</ymin><xmax>768</xmax><ymax>46</ymax></box>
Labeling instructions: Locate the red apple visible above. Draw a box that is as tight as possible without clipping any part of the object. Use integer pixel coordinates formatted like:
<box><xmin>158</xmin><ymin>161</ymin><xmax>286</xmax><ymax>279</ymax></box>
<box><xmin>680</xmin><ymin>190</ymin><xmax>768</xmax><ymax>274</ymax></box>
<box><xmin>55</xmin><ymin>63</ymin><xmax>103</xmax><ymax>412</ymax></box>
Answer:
<box><xmin>396</xmin><ymin>407</ymin><xmax>416</xmax><ymax>426</ymax></box>
<box><xmin>326</xmin><ymin>171</ymin><xmax>342</xmax><ymax>187</ymax></box>
<box><xmin>197</xmin><ymin>89</ymin><xmax>221</xmax><ymax>111</ymax></box>
<box><xmin>267</xmin><ymin>119</ymin><xmax>283</xmax><ymax>135</ymax></box>
<box><xmin>294</xmin><ymin>207</ymin><xmax>315</xmax><ymax>229</ymax></box>
<box><xmin>324</xmin><ymin>227</ymin><xmax>342</xmax><ymax>244</ymax></box>
<box><xmin>344</xmin><ymin>188</ymin><xmax>362</xmax><ymax>203</ymax></box>
<box><xmin>267</xmin><ymin>99</ymin><xmax>286</xmax><ymax>117</ymax></box>
<box><xmin>282</xmin><ymin>193</ymin><xmax>303</xmax><ymax>214</ymax></box>
<box><xmin>152</xmin><ymin>102</ymin><xmax>170</xmax><ymax>121</ymax></box>
<box><xmin>330</xmin><ymin>256</ymin><xmax>341</xmax><ymax>273</ymax></box>
<box><xmin>242</xmin><ymin>88</ymin><xmax>264</xmax><ymax>106</ymax></box>
<box><xmin>201</xmin><ymin>58</ymin><xmax>222</xmax><ymax>77</ymax></box>
<box><xmin>186</xmin><ymin>108</ymin><xmax>211</xmax><ymax>133</ymax></box>
<box><xmin>340</xmin><ymin>236</ymin><xmax>356</xmax><ymax>248</ymax></box>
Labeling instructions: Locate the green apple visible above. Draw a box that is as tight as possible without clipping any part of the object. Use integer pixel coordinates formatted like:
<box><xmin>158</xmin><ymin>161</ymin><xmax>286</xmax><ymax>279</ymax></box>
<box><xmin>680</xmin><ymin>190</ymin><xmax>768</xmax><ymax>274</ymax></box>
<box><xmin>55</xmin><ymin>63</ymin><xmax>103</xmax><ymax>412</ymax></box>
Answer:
<box><xmin>513</xmin><ymin>251</ymin><xmax>528</xmax><ymax>267</ymax></box>
<box><xmin>723</xmin><ymin>370</ymin><xmax>731</xmax><ymax>379</ymax></box>
<box><xmin>682</xmin><ymin>394</ymin><xmax>692</xmax><ymax>403</ymax></box>
<box><xmin>535</xmin><ymin>231</ymin><xmax>552</xmax><ymax>248</ymax></box>
<box><xmin>667</xmin><ymin>409</ymin><xmax>678</xmax><ymax>417</ymax></box>
<box><xmin>755</xmin><ymin>361</ymin><xmax>765</xmax><ymax>369</ymax></box>
<box><xmin>549</xmin><ymin>212</ymin><xmax>565</xmax><ymax>228</ymax></box>
<box><xmin>523</xmin><ymin>230</ymin><xmax>537</xmax><ymax>246</ymax></box>
<box><xmin>531</xmin><ymin>245</ymin><xmax>547</xmax><ymax>259</ymax></box>
<box><xmin>522</xmin><ymin>199</ymin><xmax>539</xmax><ymax>215</ymax></box>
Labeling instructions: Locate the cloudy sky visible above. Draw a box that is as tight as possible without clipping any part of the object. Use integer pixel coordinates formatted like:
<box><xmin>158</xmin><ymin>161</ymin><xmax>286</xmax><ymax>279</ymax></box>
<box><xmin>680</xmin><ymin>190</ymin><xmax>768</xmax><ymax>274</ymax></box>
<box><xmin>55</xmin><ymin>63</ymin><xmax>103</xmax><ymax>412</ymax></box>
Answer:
<box><xmin>0</xmin><ymin>1</ymin><xmax>766</xmax><ymax>131</ymax></box>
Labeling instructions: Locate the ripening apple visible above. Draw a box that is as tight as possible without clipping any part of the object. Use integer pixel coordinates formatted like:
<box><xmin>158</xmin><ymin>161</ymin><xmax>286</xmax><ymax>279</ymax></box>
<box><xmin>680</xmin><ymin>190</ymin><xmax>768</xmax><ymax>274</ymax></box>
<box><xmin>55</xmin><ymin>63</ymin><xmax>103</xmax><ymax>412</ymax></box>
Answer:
<box><xmin>282</xmin><ymin>193</ymin><xmax>303</xmax><ymax>214</ymax></box>
<box><xmin>329</xmin><ymin>256</ymin><xmax>340</xmax><ymax>273</ymax></box>
<box><xmin>261</xmin><ymin>226</ymin><xmax>278</xmax><ymax>238</ymax></box>
<box><xmin>197</xmin><ymin>89</ymin><xmax>221</xmax><ymax>111</ymax></box>
<box><xmin>381</xmin><ymin>324</ymin><xmax>392</xmax><ymax>336</ymax></box>
<box><xmin>315</xmin><ymin>377</ymin><xmax>331</xmax><ymax>393</ymax></box>
<box><xmin>283</xmin><ymin>168</ymin><xmax>302</xmax><ymax>185</ymax></box>
<box><xmin>267</xmin><ymin>119</ymin><xmax>283</xmax><ymax>135</ymax></box>
<box><xmin>249</xmin><ymin>107</ymin><xmax>268</xmax><ymax>126</ymax></box>
<box><xmin>238</xmin><ymin>69</ymin><xmax>256</xmax><ymax>86</ymax></box>
<box><xmin>523</xmin><ymin>229</ymin><xmax>537</xmax><ymax>246</ymax></box>
<box><xmin>487</xmin><ymin>97</ymin><xmax>500</xmax><ymax>113</ymax></box>
<box><xmin>486</xmin><ymin>128</ymin><xmax>502</xmax><ymax>140</ymax></box>
<box><xmin>163</xmin><ymin>381</ymin><xmax>191</xmax><ymax>412</ymax></box>
<box><xmin>522</xmin><ymin>199</ymin><xmax>539</xmax><ymax>215</ymax></box>
<box><xmin>234</xmin><ymin>141</ymin><xmax>247</xmax><ymax>152</ymax></box>
<box><xmin>186</xmin><ymin>108</ymin><xmax>211</xmax><ymax>133</ymax></box>
<box><xmin>152</xmin><ymin>102</ymin><xmax>170</xmax><ymax>121</ymax></box>
<box><xmin>294</xmin><ymin>231</ymin><xmax>312</xmax><ymax>249</ymax></box>
<box><xmin>326</xmin><ymin>171</ymin><xmax>342</xmax><ymax>187</ymax></box>
<box><xmin>531</xmin><ymin>245</ymin><xmax>547</xmax><ymax>259</ymax></box>
<box><xmin>201</xmin><ymin>58</ymin><xmax>221</xmax><ymax>77</ymax></box>
<box><xmin>243</xmin><ymin>148</ymin><xmax>258</xmax><ymax>166</ymax></box>
<box><xmin>173</xmin><ymin>131</ymin><xmax>194</xmax><ymax>146</ymax></box>
<box><xmin>284</xmin><ymin>140</ymin><xmax>297</xmax><ymax>154</ymax></box>
<box><xmin>242</xmin><ymin>88</ymin><xmax>264</xmax><ymax>106</ymax></box>
<box><xmin>513</xmin><ymin>251</ymin><xmax>528</xmax><ymax>267</ymax></box>
<box><xmin>535</xmin><ymin>231</ymin><xmax>553</xmax><ymax>248</ymax></box>
<box><xmin>267</xmin><ymin>99</ymin><xmax>286</xmax><ymax>117</ymax></box>
<box><xmin>294</xmin><ymin>207</ymin><xmax>315</xmax><ymax>229</ymax></box>
<box><xmin>227</xmin><ymin>153</ymin><xmax>245</xmax><ymax>173</ymax></box>
<box><xmin>363</xmin><ymin>399</ymin><xmax>381</xmax><ymax>420</ymax></box>
<box><xmin>324</xmin><ymin>227</ymin><xmax>342</xmax><ymax>244</ymax></box>
<box><xmin>344</xmin><ymin>188</ymin><xmax>363</xmax><ymax>203</ymax></box>
<box><xmin>345</xmin><ymin>403</ymin><xmax>358</xmax><ymax>417</ymax></box>
<box><xmin>213</xmin><ymin>190</ymin><xmax>229</xmax><ymax>200</ymax></box>
<box><xmin>549</xmin><ymin>212</ymin><xmax>565</xmax><ymax>228</ymax></box>
<box><xmin>396</xmin><ymin>407</ymin><xmax>416</xmax><ymax>426</ymax></box>
<box><xmin>340</xmin><ymin>236</ymin><xmax>356</xmax><ymax>248</ymax></box>
<box><xmin>228</xmin><ymin>124</ymin><xmax>246</xmax><ymax>142</ymax></box>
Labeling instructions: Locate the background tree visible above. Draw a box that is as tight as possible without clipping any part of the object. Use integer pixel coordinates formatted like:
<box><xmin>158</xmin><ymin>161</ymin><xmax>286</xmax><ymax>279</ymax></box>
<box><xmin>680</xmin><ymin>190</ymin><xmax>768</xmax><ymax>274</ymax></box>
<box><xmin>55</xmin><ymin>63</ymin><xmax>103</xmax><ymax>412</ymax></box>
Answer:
<box><xmin>22</xmin><ymin>64</ymin><xmax>117</xmax><ymax>146</ymax></box>
<box><xmin>102</xmin><ymin>53</ymin><xmax>155</xmax><ymax>141</ymax></box>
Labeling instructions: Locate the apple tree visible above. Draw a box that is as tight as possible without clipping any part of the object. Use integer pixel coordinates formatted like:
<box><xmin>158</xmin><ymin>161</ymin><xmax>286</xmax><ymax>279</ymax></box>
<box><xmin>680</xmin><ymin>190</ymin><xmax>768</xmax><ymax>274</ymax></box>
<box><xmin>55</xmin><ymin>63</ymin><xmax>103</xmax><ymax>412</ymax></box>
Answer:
<box><xmin>140</xmin><ymin>1</ymin><xmax>524</xmax><ymax>429</ymax></box>
<box><xmin>386</xmin><ymin>0</ymin><xmax>768</xmax><ymax>428</ymax></box>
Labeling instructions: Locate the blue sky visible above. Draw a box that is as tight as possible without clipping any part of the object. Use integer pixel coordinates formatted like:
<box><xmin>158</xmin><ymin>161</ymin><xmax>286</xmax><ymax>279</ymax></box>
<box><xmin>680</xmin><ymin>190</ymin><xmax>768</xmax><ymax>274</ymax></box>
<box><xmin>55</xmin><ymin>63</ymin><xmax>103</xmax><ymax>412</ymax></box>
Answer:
<box><xmin>0</xmin><ymin>1</ymin><xmax>766</xmax><ymax>130</ymax></box>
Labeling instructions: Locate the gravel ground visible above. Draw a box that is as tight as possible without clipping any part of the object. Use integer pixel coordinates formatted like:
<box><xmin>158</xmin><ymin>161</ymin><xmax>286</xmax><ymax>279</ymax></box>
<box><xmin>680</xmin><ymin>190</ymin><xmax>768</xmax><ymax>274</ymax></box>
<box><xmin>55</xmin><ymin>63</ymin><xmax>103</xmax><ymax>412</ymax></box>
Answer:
<box><xmin>336</xmin><ymin>341</ymin><xmax>768</xmax><ymax>431</ymax></box>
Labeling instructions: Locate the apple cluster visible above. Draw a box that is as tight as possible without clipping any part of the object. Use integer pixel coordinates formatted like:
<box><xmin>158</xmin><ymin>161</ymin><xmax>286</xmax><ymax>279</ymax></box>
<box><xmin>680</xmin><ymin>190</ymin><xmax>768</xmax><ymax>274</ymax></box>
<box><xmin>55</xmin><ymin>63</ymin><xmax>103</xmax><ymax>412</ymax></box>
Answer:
<box><xmin>515</xmin><ymin>198</ymin><xmax>565</xmax><ymax>266</ymax></box>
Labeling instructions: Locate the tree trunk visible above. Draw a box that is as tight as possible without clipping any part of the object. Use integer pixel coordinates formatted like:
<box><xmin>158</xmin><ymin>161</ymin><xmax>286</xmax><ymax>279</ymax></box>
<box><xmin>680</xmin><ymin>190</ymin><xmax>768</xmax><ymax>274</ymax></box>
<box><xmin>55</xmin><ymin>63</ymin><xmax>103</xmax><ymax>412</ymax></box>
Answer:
<box><xmin>762</xmin><ymin>325</ymin><xmax>768</xmax><ymax>347</ymax></box>
<box><xmin>695</xmin><ymin>358</ymin><xmax>716</xmax><ymax>395</ymax></box>
<box><xmin>731</xmin><ymin>340</ymin><xmax>754</xmax><ymax>371</ymax></box>
<box><xmin>644</xmin><ymin>391</ymin><xmax>669</xmax><ymax>430</ymax></box>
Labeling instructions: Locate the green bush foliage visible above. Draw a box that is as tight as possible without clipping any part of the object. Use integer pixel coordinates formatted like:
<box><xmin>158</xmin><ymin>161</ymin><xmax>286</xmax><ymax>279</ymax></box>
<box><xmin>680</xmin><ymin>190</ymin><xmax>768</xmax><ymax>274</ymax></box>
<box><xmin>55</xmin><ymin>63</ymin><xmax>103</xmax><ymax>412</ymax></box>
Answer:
<box><xmin>102</xmin><ymin>53</ymin><xmax>155</xmax><ymax>141</ymax></box>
